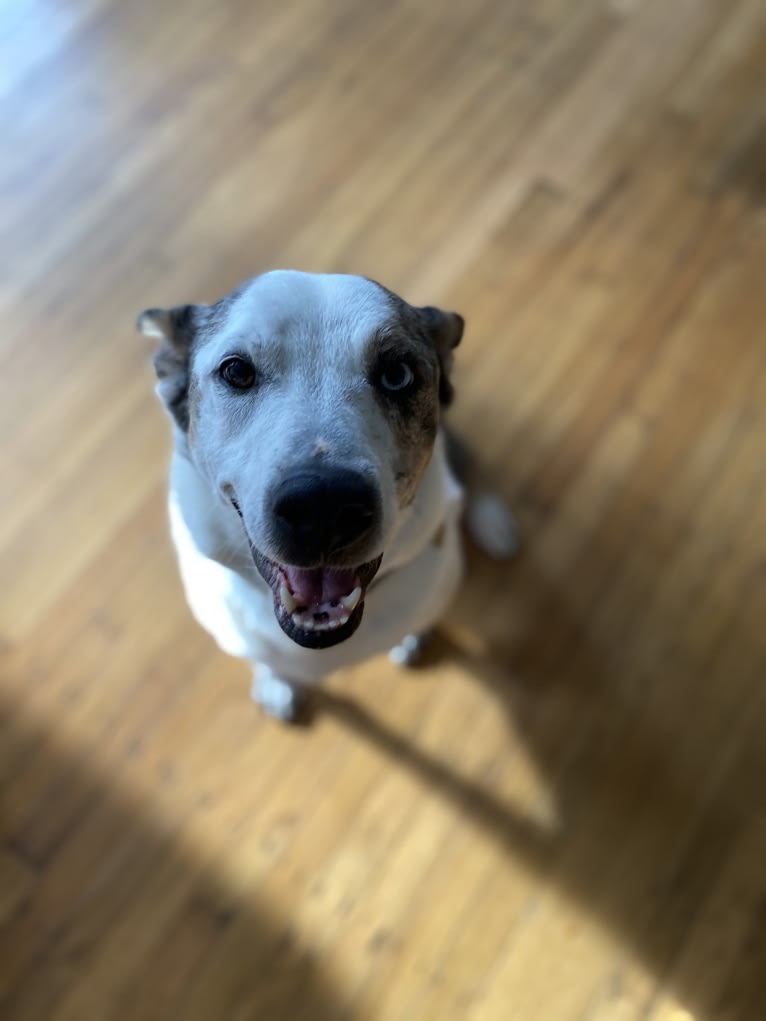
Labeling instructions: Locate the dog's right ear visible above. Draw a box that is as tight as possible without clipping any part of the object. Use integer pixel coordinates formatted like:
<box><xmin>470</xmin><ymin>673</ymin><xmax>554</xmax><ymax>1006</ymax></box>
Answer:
<box><xmin>419</xmin><ymin>306</ymin><xmax>464</xmax><ymax>406</ymax></box>
<box><xmin>137</xmin><ymin>304</ymin><xmax>207</xmax><ymax>431</ymax></box>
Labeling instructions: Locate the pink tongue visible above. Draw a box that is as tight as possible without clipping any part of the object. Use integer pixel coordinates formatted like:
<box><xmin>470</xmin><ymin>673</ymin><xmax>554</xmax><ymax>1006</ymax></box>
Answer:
<box><xmin>283</xmin><ymin>566</ymin><xmax>358</xmax><ymax>607</ymax></box>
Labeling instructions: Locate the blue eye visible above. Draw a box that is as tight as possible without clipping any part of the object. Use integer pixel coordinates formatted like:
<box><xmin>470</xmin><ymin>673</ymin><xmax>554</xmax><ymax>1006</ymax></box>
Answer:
<box><xmin>219</xmin><ymin>356</ymin><xmax>256</xmax><ymax>390</ymax></box>
<box><xmin>380</xmin><ymin>360</ymin><xmax>415</xmax><ymax>392</ymax></box>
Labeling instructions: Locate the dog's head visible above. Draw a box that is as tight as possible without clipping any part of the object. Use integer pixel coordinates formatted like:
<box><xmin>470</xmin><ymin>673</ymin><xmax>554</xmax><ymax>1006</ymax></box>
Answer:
<box><xmin>139</xmin><ymin>271</ymin><xmax>462</xmax><ymax>650</ymax></box>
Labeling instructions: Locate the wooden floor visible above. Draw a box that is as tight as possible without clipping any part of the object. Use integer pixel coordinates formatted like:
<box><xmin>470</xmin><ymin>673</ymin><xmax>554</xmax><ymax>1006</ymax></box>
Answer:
<box><xmin>2</xmin><ymin>0</ymin><xmax>765</xmax><ymax>1018</ymax></box>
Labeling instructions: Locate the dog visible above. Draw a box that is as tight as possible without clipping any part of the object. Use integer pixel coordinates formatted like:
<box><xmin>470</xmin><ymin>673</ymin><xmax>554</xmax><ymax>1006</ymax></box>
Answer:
<box><xmin>139</xmin><ymin>271</ymin><xmax>516</xmax><ymax>721</ymax></box>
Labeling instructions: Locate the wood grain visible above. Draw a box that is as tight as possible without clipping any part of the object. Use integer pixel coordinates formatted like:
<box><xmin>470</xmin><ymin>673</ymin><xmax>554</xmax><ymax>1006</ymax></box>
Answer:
<box><xmin>2</xmin><ymin>0</ymin><xmax>765</xmax><ymax>1018</ymax></box>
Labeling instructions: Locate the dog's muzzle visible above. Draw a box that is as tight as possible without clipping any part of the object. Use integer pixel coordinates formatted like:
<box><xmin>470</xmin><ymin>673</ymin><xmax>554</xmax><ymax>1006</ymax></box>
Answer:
<box><xmin>271</xmin><ymin>468</ymin><xmax>381</xmax><ymax>566</ymax></box>
<box><xmin>234</xmin><ymin>467</ymin><xmax>384</xmax><ymax>649</ymax></box>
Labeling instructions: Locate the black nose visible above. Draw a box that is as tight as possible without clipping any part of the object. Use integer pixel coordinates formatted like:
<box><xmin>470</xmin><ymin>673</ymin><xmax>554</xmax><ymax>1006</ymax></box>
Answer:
<box><xmin>271</xmin><ymin>468</ymin><xmax>380</xmax><ymax>564</ymax></box>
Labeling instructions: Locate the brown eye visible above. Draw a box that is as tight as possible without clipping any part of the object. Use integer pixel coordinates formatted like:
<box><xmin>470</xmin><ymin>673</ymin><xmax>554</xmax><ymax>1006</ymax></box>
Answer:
<box><xmin>379</xmin><ymin>360</ymin><xmax>415</xmax><ymax>393</ymax></box>
<box><xmin>219</xmin><ymin>356</ymin><xmax>256</xmax><ymax>390</ymax></box>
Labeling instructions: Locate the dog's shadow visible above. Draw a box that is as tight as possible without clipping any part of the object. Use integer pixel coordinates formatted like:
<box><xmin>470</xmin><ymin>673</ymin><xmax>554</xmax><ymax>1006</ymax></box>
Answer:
<box><xmin>315</xmin><ymin>520</ymin><xmax>766</xmax><ymax>1017</ymax></box>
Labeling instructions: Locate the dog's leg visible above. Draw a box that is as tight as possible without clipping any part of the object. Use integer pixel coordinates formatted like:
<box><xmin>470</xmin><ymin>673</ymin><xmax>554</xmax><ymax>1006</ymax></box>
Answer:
<box><xmin>389</xmin><ymin>631</ymin><xmax>432</xmax><ymax>667</ymax></box>
<box><xmin>251</xmin><ymin>665</ymin><xmax>307</xmax><ymax>723</ymax></box>
<box><xmin>443</xmin><ymin>428</ymin><xmax>520</xmax><ymax>559</ymax></box>
<box><xmin>465</xmin><ymin>492</ymin><xmax>520</xmax><ymax>559</ymax></box>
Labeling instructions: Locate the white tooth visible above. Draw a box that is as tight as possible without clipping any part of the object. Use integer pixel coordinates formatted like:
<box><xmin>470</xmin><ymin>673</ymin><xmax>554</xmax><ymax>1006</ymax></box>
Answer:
<box><xmin>327</xmin><ymin>620</ymin><xmax>339</xmax><ymax>630</ymax></box>
<box><xmin>293</xmin><ymin>612</ymin><xmax>314</xmax><ymax>630</ymax></box>
<box><xmin>340</xmin><ymin>586</ymin><xmax>362</xmax><ymax>612</ymax></box>
<box><xmin>339</xmin><ymin>614</ymin><xmax>349</xmax><ymax>626</ymax></box>
<box><xmin>280</xmin><ymin>584</ymin><xmax>297</xmax><ymax>613</ymax></box>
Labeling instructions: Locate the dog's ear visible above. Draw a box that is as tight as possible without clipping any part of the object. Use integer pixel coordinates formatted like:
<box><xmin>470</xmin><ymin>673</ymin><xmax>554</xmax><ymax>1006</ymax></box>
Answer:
<box><xmin>419</xmin><ymin>306</ymin><xmax>464</xmax><ymax>406</ymax></box>
<box><xmin>137</xmin><ymin>304</ymin><xmax>208</xmax><ymax>431</ymax></box>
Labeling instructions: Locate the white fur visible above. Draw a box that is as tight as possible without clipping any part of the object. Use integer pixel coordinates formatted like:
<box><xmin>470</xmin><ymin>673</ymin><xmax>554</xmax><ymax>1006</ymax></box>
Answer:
<box><xmin>169</xmin><ymin>432</ymin><xmax>463</xmax><ymax>689</ymax></box>
<box><xmin>190</xmin><ymin>274</ymin><xmax>417</xmax><ymax>556</ymax></box>
<box><xmin>159</xmin><ymin>272</ymin><xmax>466</xmax><ymax>719</ymax></box>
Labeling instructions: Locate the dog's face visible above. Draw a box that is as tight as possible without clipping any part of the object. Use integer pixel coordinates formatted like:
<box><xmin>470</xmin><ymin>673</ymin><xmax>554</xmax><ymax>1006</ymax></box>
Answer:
<box><xmin>140</xmin><ymin>271</ymin><xmax>462</xmax><ymax>650</ymax></box>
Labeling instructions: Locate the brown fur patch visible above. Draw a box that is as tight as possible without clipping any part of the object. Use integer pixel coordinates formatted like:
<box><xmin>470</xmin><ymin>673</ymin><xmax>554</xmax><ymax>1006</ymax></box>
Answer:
<box><xmin>364</xmin><ymin>336</ymin><xmax>440</xmax><ymax>506</ymax></box>
<box><xmin>431</xmin><ymin>522</ymin><xmax>446</xmax><ymax>547</ymax></box>
<box><xmin>372</xmin><ymin>284</ymin><xmax>463</xmax><ymax>407</ymax></box>
<box><xmin>148</xmin><ymin>305</ymin><xmax>201</xmax><ymax>431</ymax></box>
<box><xmin>365</xmin><ymin>287</ymin><xmax>463</xmax><ymax>504</ymax></box>
<box><xmin>143</xmin><ymin>298</ymin><xmax>238</xmax><ymax>432</ymax></box>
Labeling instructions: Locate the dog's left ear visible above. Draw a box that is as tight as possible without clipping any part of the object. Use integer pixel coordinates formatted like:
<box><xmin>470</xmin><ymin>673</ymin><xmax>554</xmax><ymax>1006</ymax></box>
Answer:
<box><xmin>419</xmin><ymin>306</ymin><xmax>464</xmax><ymax>406</ymax></box>
<box><xmin>137</xmin><ymin>304</ymin><xmax>208</xmax><ymax>431</ymax></box>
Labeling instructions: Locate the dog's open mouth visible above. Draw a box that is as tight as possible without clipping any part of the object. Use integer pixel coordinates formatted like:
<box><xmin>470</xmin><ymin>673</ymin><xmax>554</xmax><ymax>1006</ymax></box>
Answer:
<box><xmin>251</xmin><ymin>549</ymin><xmax>383</xmax><ymax>649</ymax></box>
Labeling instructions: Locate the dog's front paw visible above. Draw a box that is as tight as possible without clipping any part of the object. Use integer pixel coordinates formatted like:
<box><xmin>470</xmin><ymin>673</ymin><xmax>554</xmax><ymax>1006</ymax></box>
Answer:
<box><xmin>251</xmin><ymin>668</ymin><xmax>305</xmax><ymax>723</ymax></box>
